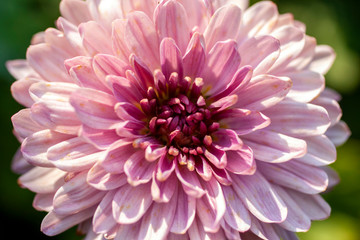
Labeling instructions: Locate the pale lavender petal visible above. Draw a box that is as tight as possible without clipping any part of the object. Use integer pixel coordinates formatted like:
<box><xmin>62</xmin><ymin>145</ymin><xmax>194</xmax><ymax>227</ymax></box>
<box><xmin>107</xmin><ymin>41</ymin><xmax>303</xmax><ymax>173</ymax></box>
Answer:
<box><xmin>138</xmin><ymin>186</ymin><xmax>178</xmax><ymax>240</ymax></box>
<box><xmin>21</xmin><ymin>130</ymin><xmax>72</xmax><ymax>167</ymax></box>
<box><xmin>258</xmin><ymin>161</ymin><xmax>328</xmax><ymax>194</ymax></box>
<box><xmin>242</xmin><ymin>130</ymin><xmax>307</xmax><ymax>163</ymax></box>
<box><xmin>235</xmin><ymin>74</ymin><xmax>292</xmax><ymax>111</ymax></box>
<box><xmin>204</xmin><ymin>4</ymin><xmax>242</xmax><ymax>51</ymax></box>
<box><xmin>11</xmin><ymin>148</ymin><xmax>33</xmax><ymax>174</ymax></box>
<box><xmin>11</xmin><ymin>77</ymin><xmax>40</xmax><ymax>107</ymax></box>
<box><xmin>125</xmin><ymin>11</ymin><xmax>160</xmax><ymax>71</ymax></box>
<box><xmin>112</xmin><ymin>182</ymin><xmax>152</xmax><ymax>224</ymax></box>
<box><xmin>124</xmin><ymin>150</ymin><xmax>156</xmax><ymax>186</ymax></box>
<box><xmin>175</xmin><ymin>164</ymin><xmax>206</xmax><ymax>198</ymax></box>
<box><xmin>155</xmin><ymin>0</ymin><xmax>190</xmax><ymax>53</ymax></box>
<box><xmin>308</xmin><ymin>45</ymin><xmax>336</xmax><ymax>75</ymax></box>
<box><xmin>80</xmin><ymin>125</ymin><xmax>119</xmax><ymax>150</ymax></box>
<box><xmin>101</xmin><ymin>140</ymin><xmax>136</xmax><ymax>174</ymax></box>
<box><xmin>87</xmin><ymin>162</ymin><xmax>127</xmax><ymax>191</ymax></box>
<box><xmin>53</xmin><ymin>171</ymin><xmax>106</xmax><ymax>215</ymax></box>
<box><xmin>312</xmin><ymin>95</ymin><xmax>342</xmax><ymax>127</ymax></box>
<box><xmin>151</xmin><ymin>172</ymin><xmax>177</xmax><ymax>203</ymax></box>
<box><xmin>222</xmin><ymin>185</ymin><xmax>251</xmax><ymax>232</ymax></box>
<box><xmin>41</xmin><ymin>207</ymin><xmax>96</xmax><ymax>236</ymax></box>
<box><xmin>231</xmin><ymin>171</ymin><xmax>288</xmax><ymax>223</ymax></box>
<box><xmin>170</xmin><ymin>185</ymin><xmax>196</xmax><ymax>234</ymax></box>
<box><xmin>6</xmin><ymin>60</ymin><xmax>38</xmax><ymax>79</ymax></box>
<box><xmin>326</xmin><ymin>120</ymin><xmax>351</xmax><ymax>146</ymax></box>
<box><xmin>33</xmin><ymin>193</ymin><xmax>54</xmax><ymax>212</ymax></box>
<box><xmin>264</xmin><ymin>101</ymin><xmax>331</xmax><ymax>137</ymax></box>
<box><xmin>60</xmin><ymin>0</ymin><xmax>92</xmax><ymax>25</ymax></box>
<box><xmin>12</xmin><ymin>108</ymin><xmax>45</xmax><ymax>140</ymax></box>
<box><xmin>188</xmin><ymin>216</ymin><xmax>226</xmax><ymax>239</ymax></box>
<box><xmin>18</xmin><ymin>167</ymin><xmax>66</xmax><ymax>194</ymax></box>
<box><xmin>92</xmin><ymin>190</ymin><xmax>118</xmax><ymax>234</ymax></box>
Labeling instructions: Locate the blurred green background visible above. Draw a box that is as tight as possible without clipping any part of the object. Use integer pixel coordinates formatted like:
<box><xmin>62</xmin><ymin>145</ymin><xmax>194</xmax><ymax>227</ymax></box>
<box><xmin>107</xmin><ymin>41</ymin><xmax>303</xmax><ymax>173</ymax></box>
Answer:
<box><xmin>0</xmin><ymin>0</ymin><xmax>359</xmax><ymax>239</ymax></box>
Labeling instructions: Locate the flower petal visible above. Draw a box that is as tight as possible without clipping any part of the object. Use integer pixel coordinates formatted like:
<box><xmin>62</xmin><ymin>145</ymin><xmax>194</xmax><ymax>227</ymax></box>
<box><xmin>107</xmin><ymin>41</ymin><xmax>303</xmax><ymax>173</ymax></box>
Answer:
<box><xmin>101</xmin><ymin>140</ymin><xmax>135</xmax><ymax>174</ymax></box>
<box><xmin>53</xmin><ymin>171</ymin><xmax>105</xmax><ymax>215</ymax></box>
<box><xmin>124</xmin><ymin>150</ymin><xmax>156</xmax><ymax>186</ymax></box>
<box><xmin>112</xmin><ymin>182</ymin><xmax>152</xmax><ymax>224</ymax></box>
<box><xmin>242</xmin><ymin>130</ymin><xmax>307</xmax><ymax>163</ymax></box>
<box><xmin>11</xmin><ymin>77</ymin><xmax>40</xmax><ymax>107</ymax></box>
<box><xmin>41</xmin><ymin>207</ymin><xmax>96</xmax><ymax>236</ymax></box>
<box><xmin>222</xmin><ymin>185</ymin><xmax>251</xmax><ymax>232</ymax></box>
<box><xmin>80</xmin><ymin>125</ymin><xmax>119</xmax><ymax>150</ymax></box>
<box><xmin>151</xmin><ymin>172</ymin><xmax>177</xmax><ymax>203</ymax></box>
<box><xmin>231</xmin><ymin>171</ymin><xmax>288</xmax><ymax>223</ymax></box>
<box><xmin>18</xmin><ymin>167</ymin><xmax>66</xmax><ymax>194</ymax></box>
<box><xmin>175</xmin><ymin>164</ymin><xmax>206</xmax><ymax>198</ymax></box>
<box><xmin>263</xmin><ymin>101</ymin><xmax>331</xmax><ymax>137</ymax></box>
<box><xmin>325</xmin><ymin>121</ymin><xmax>351</xmax><ymax>146</ymax></box>
<box><xmin>235</xmin><ymin>74</ymin><xmax>292</xmax><ymax>111</ymax></box>
<box><xmin>21</xmin><ymin>129</ymin><xmax>72</xmax><ymax>167</ymax></box>
<box><xmin>93</xmin><ymin>190</ymin><xmax>118</xmax><ymax>234</ymax></box>
<box><xmin>139</xmin><ymin>185</ymin><xmax>178</xmax><ymax>240</ymax></box>
<box><xmin>258</xmin><ymin>161</ymin><xmax>328</xmax><ymax>194</ymax></box>
<box><xmin>6</xmin><ymin>59</ymin><xmax>38</xmax><ymax>79</ymax></box>
<box><xmin>155</xmin><ymin>0</ymin><xmax>190</xmax><ymax>53</ymax></box>
<box><xmin>160</xmin><ymin>38</ymin><xmax>184</xmax><ymax>80</ymax></box>
<box><xmin>125</xmin><ymin>11</ymin><xmax>160</xmax><ymax>71</ymax></box>
<box><xmin>87</xmin><ymin>162</ymin><xmax>127</xmax><ymax>191</ymax></box>
<box><xmin>308</xmin><ymin>45</ymin><xmax>336</xmax><ymax>75</ymax></box>
<box><xmin>170</xmin><ymin>185</ymin><xmax>196</xmax><ymax>234</ymax></box>
<box><xmin>196</xmin><ymin>177</ymin><xmax>226</xmax><ymax>233</ymax></box>
<box><xmin>60</xmin><ymin>0</ymin><xmax>92</xmax><ymax>26</ymax></box>
<box><xmin>79</xmin><ymin>21</ymin><xmax>112</xmax><ymax>55</ymax></box>
<box><xmin>204</xmin><ymin>4</ymin><xmax>242</xmax><ymax>51</ymax></box>
<box><xmin>183</xmin><ymin>32</ymin><xmax>206</xmax><ymax>78</ymax></box>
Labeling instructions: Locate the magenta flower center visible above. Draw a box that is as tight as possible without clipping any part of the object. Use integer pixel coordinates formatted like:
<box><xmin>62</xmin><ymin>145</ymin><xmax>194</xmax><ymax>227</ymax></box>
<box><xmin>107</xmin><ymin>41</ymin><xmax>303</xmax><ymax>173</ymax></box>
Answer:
<box><xmin>138</xmin><ymin>72</ymin><xmax>218</xmax><ymax>171</ymax></box>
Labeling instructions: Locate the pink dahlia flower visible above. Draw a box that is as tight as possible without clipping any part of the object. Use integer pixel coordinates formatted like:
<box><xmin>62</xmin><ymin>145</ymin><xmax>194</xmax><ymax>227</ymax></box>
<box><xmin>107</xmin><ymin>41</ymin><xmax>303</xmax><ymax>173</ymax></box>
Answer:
<box><xmin>8</xmin><ymin>0</ymin><xmax>350</xmax><ymax>239</ymax></box>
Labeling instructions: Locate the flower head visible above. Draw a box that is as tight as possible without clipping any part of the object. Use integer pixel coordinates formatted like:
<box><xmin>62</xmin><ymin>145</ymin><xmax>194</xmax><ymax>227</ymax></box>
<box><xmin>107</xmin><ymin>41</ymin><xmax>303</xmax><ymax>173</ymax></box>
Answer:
<box><xmin>8</xmin><ymin>0</ymin><xmax>350</xmax><ymax>239</ymax></box>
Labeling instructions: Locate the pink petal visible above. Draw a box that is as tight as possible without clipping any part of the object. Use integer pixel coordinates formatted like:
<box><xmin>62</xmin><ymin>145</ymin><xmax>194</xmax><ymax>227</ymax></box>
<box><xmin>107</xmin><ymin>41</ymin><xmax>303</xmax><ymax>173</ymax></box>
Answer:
<box><xmin>326</xmin><ymin>121</ymin><xmax>351</xmax><ymax>146</ymax></box>
<box><xmin>60</xmin><ymin>0</ymin><xmax>92</xmax><ymax>25</ymax></box>
<box><xmin>67</xmin><ymin>56</ymin><xmax>110</xmax><ymax>92</ymax></box>
<box><xmin>182</xmin><ymin>32</ymin><xmax>206</xmax><ymax>78</ymax></box>
<box><xmin>222</xmin><ymin>186</ymin><xmax>251</xmax><ymax>232</ymax></box>
<box><xmin>272</xmin><ymin>185</ymin><xmax>311</xmax><ymax>232</ymax></box>
<box><xmin>188</xmin><ymin>216</ymin><xmax>226</xmax><ymax>239</ymax></box>
<box><xmin>12</xmin><ymin>109</ymin><xmax>45</xmax><ymax>140</ymax></box>
<box><xmin>322</xmin><ymin>166</ymin><xmax>340</xmax><ymax>189</ymax></box>
<box><xmin>87</xmin><ymin>162</ymin><xmax>128</xmax><ymax>190</ymax></box>
<box><xmin>112</xmin><ymin>19</ymin><xmax>131</xmax><ymax>61</ymax></box>
<box><xmin>80</xmin><ymin>125</ymin><xmax>119</xmax><ymax>150</ymax></box>
<box><xmin>312</xmin><ymin>95</ymin><xmax>342</xmax><ymax>127</ymax></box>
<box><xmin>79</xmin><ymin>21</ymin><xmax>112</xmax><ymax>56</ymax></box>
<box><xmin>258</xmin><ymin>161</ymin><xmax>328</xmax><ymax>194</ymax></box>
<box><xmin>239</xmin><ymin>1</ymin><xmax>278</xmax><ymax>37</ymax></box>
<box><xmin>151</xmin><ymin>172</ymin><xmax>177</xmax><ymax>203</ymax></box>
<box><xmin>70</xmin><ymin>88</ymin><xmax>119</xmax><ymax>129</ymax></box>
<box><xmin>115</xmin><ymin>102</ymin><xmax>146</xmax><ymax>123</ymax></box>
<box><xmin>160</xmin><ymin>38</ymin><xmax>184</xmax><ymax>80</ymax></box>
<box><xmin>47</xmin><ymin>137</ymin><xmax>103</xmax><ymax>172</ymax></box>
<box><xmin>21</xmin><ymin>129</ymin><xmax>72</xmax><ymax>167</ymax></box>
<box><xmin>33</xmin><ymin>193</ymin><xmax>54</xmax><ymax>212</ymax></box>
<box><xmin>201</xmin><ymin>40</ymin><xmax>241</xmax><ymax>96</ymax></box>
<box><xmin>211</xmin><ymin>129</ymin><xmax>243</xmax><ymax>151</ymax></box>
<box><xmin>18</xmin><ymin>167</ymin><xmax>66</xmax><ymax>194</ymax></box>
<box><xmin>53</xmin><ymin>171</ymin><xmax>106</xmax><ymax>215</ymax></box>
<box><xmin>27</xmin><ymin>44</ymin><xmax>71</xmax><ymax>82</ymax></box>
<box><xmin>226</xmin><ymin>147</ymin><xmax>255</xmax><ymax>175</ymax></box>
<box><xmin>235</xmin><ymin>74</ymin><xmax>292</xmax><ymax>111</ymax></box>
<box><xmin>295</xmin><ymin>135</ymin><xmax>336</xmax><ymax>166</ymax></box>
<box><xmin>11</xmin><ymin>77</ymin><xmax>40</xmax><ymax>107</ymax></box>
<box><xmin>269</xmin><ymin>26</ymin><xmax>306</xmax><ymax>72</ymax></box>
<box><xmin>93</xmin><ymin>54</ymin><xmax>131</xmax><ymax>84</ymax></box>
<box><xmin>217</xmin><ymin>108</ymin><xmax>270</xmax><ymax>135</ymax></box>
<box><xmin>87</xmin><ymin>0</ymin><xmax>123</xmax><ymax>29</ymax></box>
<box><xmin>101</xmin><ymin>140</ymin><xmax>135</xmax><ymax>174</ymax></box>
<box><xmin>287</xmin><ymin>189</ymin><xmax>331</xmax><ymax>220</ymax></box>
<box><xmin>231</xmin><ymin>171</ymin><xmax>288</xmax><ymax>223</ymax></box>
<box><xmin>196</xmin><ymin>177</ymin><xmax>226</xmax><ymax>233</ymax></box>
<box><xmin>170</xmin><ymin>185</ymin><xmax>196</xmax><ymax>234</ymax></box>
<box><xmin>41</xmin><ymin>207</ymin><xmax>96</xmax><ymax>236</ymax></box>
<box><xmin>204</xmin><ymin>4</ymin><xmax>242</xmax><ymax>51</ymax></box>
<box><xmin>238</xmin><ymin>35</ymin><xmax>280</xmax><ymax>76</ymax></box>
<box><xmin>6</xmin><ymin>60</ymin><xmax>38</xmax><ymax>79</ymax></box>
<box><xmin>112</xmin><ymin>182</ymin><xmax>152</xmax><ymax>224</ymax></box>
<box><xmin>264</xmin><ymin>101</ymin><xmax>331</xmax><ymax>137</ymax></box>
<box><xmin>206</xmin><ymin>0</ymin><xmax>248</xmax><ymax>13</ymax></box>
<box><xmin>204</xmin><ymin>144</ymin><xmax>227</xmax><ymax>169</ymax></box>
<box><xmin>175</xmin><ymin>164</ymin><xmax>206</xmax><ymax>198</ymax></box>
<box><xmin>308</xmin><ymin>45</ymin><xmax>336</xmax><ymax>75</ymax></box>
<box><xmin>93</xmin><ymin>190</ymin><xmax>118</xmax><ymax>234</ymax></box>
<box><xmin>221</xmin><ymin>220</ymin><xmax>241</xmax><ymax>240</ymax></box>
<box><xmin>56</xmin><ymin>17</ymin><xmax>86</xmax><ymax>55</ymax></box>
<box><xmin>248</xmin><ymin>215</ymin><xmax>280</xmax><ymax>240</ymax></box>
<box><xmin>125</xmin><ymin>11</ymin><xmax>160</xmax><ymax>71</ymax></box>
<box><xmin>11</xmin><ymin>148</ymin><xmax>33</xmax><ymax>174</ymax></box>
<box><xmin>138</xmin><ymin>187</ymin><xmax>178</xmax><ymax>240</ymax></box>
<box><xmin>177</xmin><ymin>0</ymin><xmax>208</xmax><ymax>32</ymax></box>
<box><xmin>286</xmin><ymin>70</ymin><xmax>325</xmax><ymax>102</ymax></box>
<box><xmin>155</xmin><ymin>0</ymin><xmax>190</xmax><ymax>53</ymax></box>
<box><xmin>242</xmin><ymin>130</ymin><xmax>307</xmax><ymax>163</ymax></box>
<box><xmin>195</xmin><ymin>156</ymin><xmax>212</xmax><ymax>181</ymax></box>
<box><xmin>114</xmin><ymin>223</ymin><xmax>140</xmax><ymax>240</ymax></box>
<box><xmin>155</xmin><ymin>154</ymin><xmax>176</xmax><ymax>181</ymax></box>
<box><xmin>124</xmin><ymin>150</ymin><xmax>156</xmax><ymax>186</ymax></box>
<box><xmin>107</xmin><ymin>75</ymin><xmax>144</xmax><ymax>104</ymax></box>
